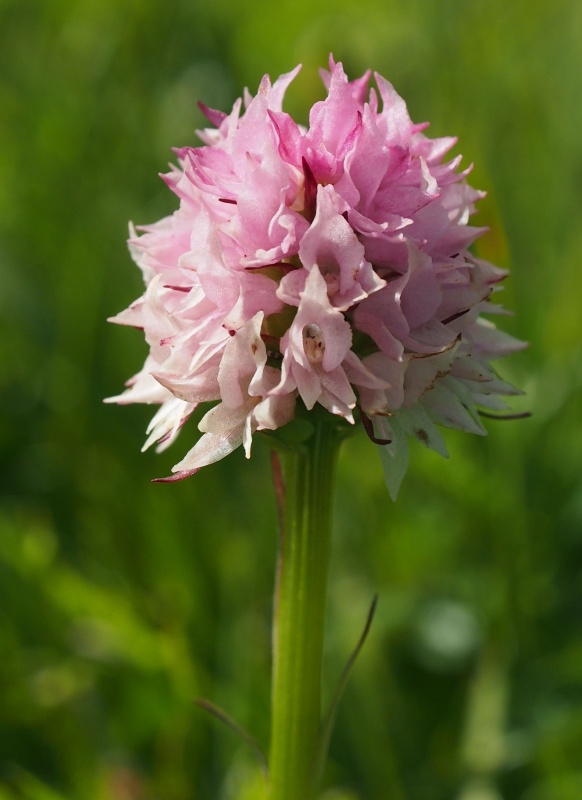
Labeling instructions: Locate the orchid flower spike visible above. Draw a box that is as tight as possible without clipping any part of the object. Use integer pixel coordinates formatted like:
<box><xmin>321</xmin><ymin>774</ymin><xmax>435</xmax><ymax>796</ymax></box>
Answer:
<box><xmin>108</xmin><ymin>58</ymin><xmax>526</xmax><ymax>498</ymax></box>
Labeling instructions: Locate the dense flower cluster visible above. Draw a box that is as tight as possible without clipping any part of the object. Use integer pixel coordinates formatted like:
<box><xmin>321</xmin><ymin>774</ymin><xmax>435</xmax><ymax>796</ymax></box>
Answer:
<box><xmin>108</xmin><ymin>59</ymin><xmax>524</xmax><ymax>496</ymax></box>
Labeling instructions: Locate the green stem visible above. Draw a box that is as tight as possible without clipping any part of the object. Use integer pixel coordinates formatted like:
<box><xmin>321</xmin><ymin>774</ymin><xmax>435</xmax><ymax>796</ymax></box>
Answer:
<box><xmin>269</xmin><ymin>418</ymin><xmax>342</xmax><ymax>800</ymax></box>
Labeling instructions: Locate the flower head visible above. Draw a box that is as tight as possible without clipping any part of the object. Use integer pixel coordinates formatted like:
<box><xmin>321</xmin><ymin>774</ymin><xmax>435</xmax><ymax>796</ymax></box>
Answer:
<box><xmin>108</xmin><ymin>58</ymin><xmax>525</xmax><ymax>497</ymax></box>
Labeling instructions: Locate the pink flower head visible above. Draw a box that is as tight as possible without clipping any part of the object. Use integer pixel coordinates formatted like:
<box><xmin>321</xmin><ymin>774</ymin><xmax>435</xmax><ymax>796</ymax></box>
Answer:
<box><xmin>108</xmin><ymin>58</ymin><xmax>525</xmax><ymax>497</ymax></box>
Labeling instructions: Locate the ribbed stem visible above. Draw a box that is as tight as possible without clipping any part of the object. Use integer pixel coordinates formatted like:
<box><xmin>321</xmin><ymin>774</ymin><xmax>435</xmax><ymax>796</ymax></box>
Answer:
<box><xmin>268</xmin><ymin>419</ymin><xmax>341</xmax><ymax>800</ymax></box>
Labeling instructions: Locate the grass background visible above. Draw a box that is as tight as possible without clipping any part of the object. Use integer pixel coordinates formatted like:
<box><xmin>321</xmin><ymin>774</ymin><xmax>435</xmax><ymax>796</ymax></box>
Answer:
<box><xmin>1</xmin><ymin>0</ymin><xmax>581</xmax><ymax>798</ymax></box>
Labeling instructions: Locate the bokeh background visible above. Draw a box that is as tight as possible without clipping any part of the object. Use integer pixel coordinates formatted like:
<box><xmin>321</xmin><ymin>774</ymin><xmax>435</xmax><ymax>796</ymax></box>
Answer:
<box><xmin>1</xmin><ymin>0</ymin><xmax>581</xmax><ymax>798</ymax></box>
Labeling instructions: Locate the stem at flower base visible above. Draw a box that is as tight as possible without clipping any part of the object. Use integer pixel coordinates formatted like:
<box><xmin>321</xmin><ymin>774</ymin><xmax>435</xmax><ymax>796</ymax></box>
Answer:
<box><xmin>268</xmin><ymin>417</ymin><xmax>342</xmax><ymax>800</ymax></box>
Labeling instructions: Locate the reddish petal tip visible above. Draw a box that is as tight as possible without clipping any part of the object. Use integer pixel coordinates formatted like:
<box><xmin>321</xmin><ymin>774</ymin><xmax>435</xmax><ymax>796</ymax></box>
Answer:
<box><xmin>152</xmin><ymin>468</ymin><xmax>200</xmax><ymax>483</ymax></box>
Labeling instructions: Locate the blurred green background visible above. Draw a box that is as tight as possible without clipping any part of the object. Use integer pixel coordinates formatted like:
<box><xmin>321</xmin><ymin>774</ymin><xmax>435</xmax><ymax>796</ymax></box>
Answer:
<box><xmin>1</xmin><ymin>0</ymin><xmax>581</xmax><ymax>798</ymax></box>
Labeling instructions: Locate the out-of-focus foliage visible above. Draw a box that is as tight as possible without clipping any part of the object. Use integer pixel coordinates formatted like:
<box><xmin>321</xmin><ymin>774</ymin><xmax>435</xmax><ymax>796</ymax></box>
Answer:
<box><xmin>1</xmin><ymin>0</ymin><xmax>581</xmax><ymax>798</ymax></box>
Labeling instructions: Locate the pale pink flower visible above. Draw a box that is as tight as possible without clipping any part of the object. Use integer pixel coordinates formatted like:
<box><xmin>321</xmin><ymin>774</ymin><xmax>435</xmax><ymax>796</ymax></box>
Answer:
<box><xmin>108</xmin><ymin>58</ymin><xmax>525</xmax><ymax>497</ymax></box>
